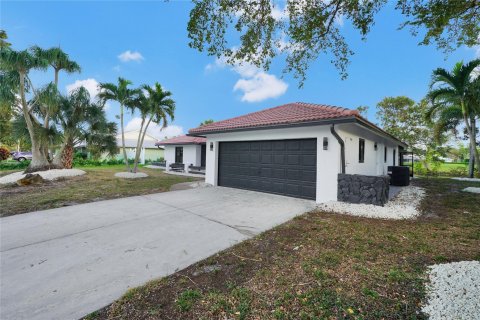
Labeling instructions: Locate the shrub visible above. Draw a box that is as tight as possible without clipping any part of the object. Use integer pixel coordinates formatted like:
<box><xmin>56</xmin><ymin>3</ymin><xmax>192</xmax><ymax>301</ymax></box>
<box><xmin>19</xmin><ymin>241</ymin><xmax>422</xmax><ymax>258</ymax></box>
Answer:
<box><xmin>0</xmin><ymin>147</ymin><xmax>10</xmax><ymax>161</ymax></box>
<box><xmin>0</xmin><ymin>160</ymin><xmax>29</xmax><ymax>170</ymax></box>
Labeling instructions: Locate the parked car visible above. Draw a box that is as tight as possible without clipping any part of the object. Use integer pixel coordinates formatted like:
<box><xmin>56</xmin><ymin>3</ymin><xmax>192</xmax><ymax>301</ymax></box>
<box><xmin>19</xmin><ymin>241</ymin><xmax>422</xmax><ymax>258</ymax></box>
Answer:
<box><xmin>12</xmin><ymin>151</ymin><xmax>32</xmax><ymax>162</ymax></box>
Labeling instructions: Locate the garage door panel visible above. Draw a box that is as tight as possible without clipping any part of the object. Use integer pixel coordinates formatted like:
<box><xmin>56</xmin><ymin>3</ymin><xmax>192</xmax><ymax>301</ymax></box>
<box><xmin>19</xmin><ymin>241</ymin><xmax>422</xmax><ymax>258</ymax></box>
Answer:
<box><xmin>261</xmin><ymin>154</ymin><xmax>272</xmax><ymax>164</ymax></box>
<box><xmin>302</xmin><ymin>139</ymin><xmax>317</xmax><ymax>150</ymax></box>
<box><xmin>287</xmin><ymin>154</ymin><xmax>300</xmax><ymax>165</ymax></box>
<box><xmin>274</xmin><ymin>154</ymin><xmax>285</xmax><ymax>164</ymax></box>
<box><xmin>302</xmin><ymin>154</ymin><xmax>316</xmax><ymax>166</ymax></box>
<box><xmin>218</xmin><ymin>139</ymin><xmax>316</xmax><ymax>200</ymax></box>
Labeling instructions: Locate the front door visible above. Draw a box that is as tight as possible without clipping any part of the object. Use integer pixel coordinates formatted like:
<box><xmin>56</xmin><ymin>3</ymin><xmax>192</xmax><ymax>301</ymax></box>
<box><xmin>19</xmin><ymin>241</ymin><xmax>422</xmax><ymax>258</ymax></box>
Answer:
<box><xmin>175</xmin><ymin>147</ymin><xmax>183</xmax><ymax>163</ymax></box>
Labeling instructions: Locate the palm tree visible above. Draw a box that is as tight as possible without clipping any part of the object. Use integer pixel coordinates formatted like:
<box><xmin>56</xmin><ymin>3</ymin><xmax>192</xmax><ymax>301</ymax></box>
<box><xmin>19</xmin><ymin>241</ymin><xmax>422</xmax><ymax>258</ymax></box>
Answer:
<box><xmin>53</xmin><ymin>87</ymin><xmax>118</xmax><ymax>168</ymax></box>
<box><xmin>0</xmin><ymin>47</ymin><xmax>52</xmax><ymax>172</ymax></box>
<box><xmin>98</xmin><ymin>78</ymin><xmax>139</xmax><ymax>171</ymax></box>
<box><xmin>427</xmin><ymin>60</ymin><xmax>480</xmax><ymax>177</ymax></box>
<box><xmin>131</xmin><ymin>83</ymin><xmax>175</xmax><ymax>173</ymax></box>
<box><xmin>33</xmin><ymin>47</ymin><xmax>81</xmax><ymax>158</ymax></box>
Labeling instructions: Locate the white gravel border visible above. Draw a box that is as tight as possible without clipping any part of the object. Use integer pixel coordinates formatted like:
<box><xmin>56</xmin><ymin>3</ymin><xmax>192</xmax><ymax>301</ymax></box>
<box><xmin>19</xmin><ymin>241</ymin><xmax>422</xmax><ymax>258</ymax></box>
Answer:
<box><xmin>422</xmin><ymin>261</ymin><xmax>480</xmax><ymax>320</ymax></box>
<box><xmin>318</xmin><ymin>185</ymin><xmax>426</xmax><ymax>220</ymax></box>
<box><xmin>114</xmin><ymin>172</ymin><xmax>148</xmax><ymax>179</ymax></box>
<box><xmin>462</xmin><ymin>187</ymin><xmax>480</xmax><ymax>194</ymax></box>
<box><xmin>0</xmin><ymin>169</ymin><xmax>86</xmax><ymax>185</ymax></box>
<box><xmin>451</xmin><ymin>177</ymin><xmax>480</xmax><ymax>183</ymax></box>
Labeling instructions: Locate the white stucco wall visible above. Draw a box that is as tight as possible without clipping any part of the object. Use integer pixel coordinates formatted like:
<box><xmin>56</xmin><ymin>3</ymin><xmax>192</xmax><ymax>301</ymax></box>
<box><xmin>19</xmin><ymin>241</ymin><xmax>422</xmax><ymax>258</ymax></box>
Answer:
<box><xmin>338</xmin><ymin>129</ymin><xmax>399</xmax><ymax>176</ymax></box>
<box><xmin>164</xmin><ymin>144</ymin><xmax>202</xmax><ymax>169</ymax></box>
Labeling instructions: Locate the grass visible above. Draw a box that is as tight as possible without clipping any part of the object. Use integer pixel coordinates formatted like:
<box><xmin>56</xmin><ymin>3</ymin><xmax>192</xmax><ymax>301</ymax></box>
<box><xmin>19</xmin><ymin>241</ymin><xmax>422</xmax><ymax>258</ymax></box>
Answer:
<box><xmin>83</xmin><ymin>177</ymin><xmax>480</xmax><ymax>319</ymax></box>
<box><xmin>437</xmin><ymin>162</ymin><xmax>468</xmax><ymax>172</ymax></box>
<box><xmin>0</xmin><ymin>165</ymin><xmax>197</xmax><ymax>217</ymax></box>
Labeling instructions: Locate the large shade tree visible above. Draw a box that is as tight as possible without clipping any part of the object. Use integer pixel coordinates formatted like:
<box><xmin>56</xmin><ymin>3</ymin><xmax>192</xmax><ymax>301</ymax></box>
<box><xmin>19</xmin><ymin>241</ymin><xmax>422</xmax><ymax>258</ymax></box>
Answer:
<box><xmin>427</xmin><ymin>59</ymin><xmax>480</xmax><ymax>177</ymax></box>
<box><xmin>187</xmin><ymin>0</ymin><xmax>480</xmax><ymax>85</ymax></box>
<box><xmin>131</xmin><ymin>83</ymin><xmax>175</xmax><ymax>173</ymax></box>
<box><xmin>98</xmin><ymin>78</ymin><xmax>139</xmax><ymax>172</ymax></box>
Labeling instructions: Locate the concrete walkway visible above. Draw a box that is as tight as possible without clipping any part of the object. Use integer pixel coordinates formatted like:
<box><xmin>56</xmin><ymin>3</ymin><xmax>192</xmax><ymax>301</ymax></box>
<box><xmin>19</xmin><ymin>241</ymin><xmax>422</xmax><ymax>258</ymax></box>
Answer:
<box><xmin>0</xmin><ymin>187</ymin><xmax>314</xmax><ymax>320</ymax></box>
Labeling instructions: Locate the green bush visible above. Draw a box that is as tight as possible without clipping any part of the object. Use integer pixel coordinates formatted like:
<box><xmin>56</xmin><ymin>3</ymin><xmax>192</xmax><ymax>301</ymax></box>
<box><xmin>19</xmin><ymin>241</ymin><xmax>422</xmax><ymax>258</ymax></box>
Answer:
<box><xmin>0</xmin><ymin>160</ymin><xmax>30</xmax><ymax>170</ymax></box>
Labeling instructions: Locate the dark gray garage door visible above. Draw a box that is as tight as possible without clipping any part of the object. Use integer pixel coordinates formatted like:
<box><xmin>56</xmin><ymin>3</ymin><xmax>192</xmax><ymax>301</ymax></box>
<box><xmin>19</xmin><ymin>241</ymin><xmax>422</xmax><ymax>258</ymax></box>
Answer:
<box><xmin>218</xmin><ymin>139</ymin><xmax>317</xmax><ymax>200</ymax></box>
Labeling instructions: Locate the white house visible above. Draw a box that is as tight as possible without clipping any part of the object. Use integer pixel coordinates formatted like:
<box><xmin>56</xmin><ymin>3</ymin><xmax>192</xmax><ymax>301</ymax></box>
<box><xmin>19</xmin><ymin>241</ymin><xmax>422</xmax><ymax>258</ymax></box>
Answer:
<box><xmin>156</xmin><ymin>135</ymin><xmax>206</xmax><ymax>170</ymax></box>
<box><xmin>188</xmin><ymin>102</ymin><xmax>406</xmax><ymax>203</ymax></box>
<box><xmin>115</xmin><ymin>130</ymin><xmax>164</xmax><ymax>164</ymax></box>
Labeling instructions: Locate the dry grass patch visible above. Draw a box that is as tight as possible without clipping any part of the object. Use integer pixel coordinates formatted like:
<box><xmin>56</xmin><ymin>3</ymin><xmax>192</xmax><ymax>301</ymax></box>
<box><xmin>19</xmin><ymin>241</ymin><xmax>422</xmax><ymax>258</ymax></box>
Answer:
<box><xmin>84</xmin><ymin>178</ymin><xmax>479</xmax><ymax>320</ymax></box>
<box><xmin>0</xmin><ymin>166</ymin><xmax>197</xmax><ymax>217</ymax></box>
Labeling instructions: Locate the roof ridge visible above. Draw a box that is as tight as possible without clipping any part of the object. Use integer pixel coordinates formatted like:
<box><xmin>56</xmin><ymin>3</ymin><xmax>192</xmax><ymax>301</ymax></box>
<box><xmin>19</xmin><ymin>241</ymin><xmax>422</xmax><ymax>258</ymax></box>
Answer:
<box><xmin>295</xmin><ymin>101</ymin><xmax>352</xmax><ymax>113</ymax></box>
<box><xmin>193</xmin><ymin>102</ymin><xmax>297</xmax><ymax>130</ymax></box>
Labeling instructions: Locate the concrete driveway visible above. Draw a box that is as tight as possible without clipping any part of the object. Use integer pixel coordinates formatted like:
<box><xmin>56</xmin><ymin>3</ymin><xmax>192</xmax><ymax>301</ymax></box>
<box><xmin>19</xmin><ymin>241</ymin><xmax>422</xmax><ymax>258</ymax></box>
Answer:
<box><xmin>0</xmin><ymin>187</ymin><xmax>314</xmax><ymax>320</ymax></box>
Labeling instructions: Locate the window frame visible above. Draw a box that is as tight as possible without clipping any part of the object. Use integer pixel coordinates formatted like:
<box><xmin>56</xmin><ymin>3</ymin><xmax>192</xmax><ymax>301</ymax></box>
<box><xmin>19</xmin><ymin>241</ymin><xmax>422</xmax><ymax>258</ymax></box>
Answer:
<box><xmin>359</xmin><ymin>138</ymin><xmax>365</xmax><ymax>163</ymax></box>
<box><xmin>384</xmin><ymin>146</ymin><xmax>387</xmax><ymax>163</ymax></box>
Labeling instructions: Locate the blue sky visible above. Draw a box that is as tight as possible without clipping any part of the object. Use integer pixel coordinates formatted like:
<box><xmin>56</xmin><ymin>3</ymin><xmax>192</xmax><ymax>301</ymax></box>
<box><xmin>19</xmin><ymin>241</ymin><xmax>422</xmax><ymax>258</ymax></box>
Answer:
<box><xmin>2</xmin><ymin>1</ymin><xmax>478</xmax><ymax>139</ymax></box>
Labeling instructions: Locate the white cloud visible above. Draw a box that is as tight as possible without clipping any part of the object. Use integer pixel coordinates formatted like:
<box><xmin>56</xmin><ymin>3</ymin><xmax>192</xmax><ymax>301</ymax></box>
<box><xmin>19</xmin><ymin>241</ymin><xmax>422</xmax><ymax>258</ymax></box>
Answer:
<box><xmin>234</xmin><ymin>71</ymin><xmax>288</xmax><ymax>102</ymax></box>
<box><xmin>113</xmin><ymin>65</ymin><xmax>121</xmax><ymax>72</ymax></box>
<box><xmin>205</xmin><ymin>53</ymin><xmax>288</xmax><ymax>103</ymax></box>
<box><xmin>66</xmin><ymin>78</ymin><xmax>110</xmax><ymax>110</ymax></box>
<box><xmin>118</xmin><ymin>50</ymin><xmax>144</xmax><ymax>62</ymax></box>
<box><xmin>125</xmin><ymin>117</ymin><xmax>184</xmax><ymax>140</ymax></box>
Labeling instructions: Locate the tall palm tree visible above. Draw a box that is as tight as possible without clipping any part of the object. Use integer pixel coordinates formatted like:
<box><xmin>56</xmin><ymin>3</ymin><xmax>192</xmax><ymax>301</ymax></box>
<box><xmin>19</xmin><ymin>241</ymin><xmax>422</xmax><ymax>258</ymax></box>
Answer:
<box><xmin>98</xmin><ymin>78</ymin><xmax>139</xmax><ymax>171</ymax></box>
<box><xmin>33</xmin><ymin>47</ymin><xmax>81</xmax><ymax>158</ymax></box>
<box><xmin>427</xmin><ymin>59</ymin><xmax>480</xmax><ymax>177</ymax></box>
<box><xmin>0</xmin><ymin>47</ymin><xmax>53</xmax><ymax>172</ymax></box>
<box><xmin>131</xmin><ymin>83</ymin><xmax>175</xmax><ymax>173</ymax></box>
<box><xmin>53</xmin><ymin>87</ymin><xmax>118</xmax><ymax>168</ymax></box>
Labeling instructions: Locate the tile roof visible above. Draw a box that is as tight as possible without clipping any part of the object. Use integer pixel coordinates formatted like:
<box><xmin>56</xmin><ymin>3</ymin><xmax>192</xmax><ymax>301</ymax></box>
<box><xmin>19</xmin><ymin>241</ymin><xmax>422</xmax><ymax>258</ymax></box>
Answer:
<box><xmin>189</xmin><ymin>102</ymin><xmax>360</xmax><ymax>134</ymax></box>
<box><xmin>156</xmin><ymin>135</ymin><xmax>206</xmax><ymax>146</ymax></box>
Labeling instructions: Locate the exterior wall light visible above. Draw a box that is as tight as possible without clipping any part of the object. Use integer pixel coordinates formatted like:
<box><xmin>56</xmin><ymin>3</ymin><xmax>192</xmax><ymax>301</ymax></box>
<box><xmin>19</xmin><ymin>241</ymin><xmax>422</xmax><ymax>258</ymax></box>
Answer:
<box><xmin>374</xmin><ymin>142</ymin><xmax>378</xmax><ymax>151</ymax></box>
<box><xmin>210</xmin><ymin>142</ymin><xmax>214</xmax><ymax>151</ymax></box>
<box><xmin>323</xmin><ymin>137</ymin><xmax>328</xmax><ymax>150</ymax></box>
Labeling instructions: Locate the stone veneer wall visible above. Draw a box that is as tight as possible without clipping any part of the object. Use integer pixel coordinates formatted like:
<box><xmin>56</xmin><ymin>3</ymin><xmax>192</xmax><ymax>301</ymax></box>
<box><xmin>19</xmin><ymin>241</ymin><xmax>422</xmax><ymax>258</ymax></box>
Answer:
<box><xmin>337</xmin><ymin>174</ymin><xmax>390</xmax><ymax>206</ymax></box>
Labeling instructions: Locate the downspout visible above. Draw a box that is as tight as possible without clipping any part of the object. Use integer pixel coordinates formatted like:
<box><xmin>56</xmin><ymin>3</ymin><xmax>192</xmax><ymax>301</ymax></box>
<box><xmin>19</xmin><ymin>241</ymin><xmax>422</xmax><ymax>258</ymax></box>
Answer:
<box><xmin>330</xmin><ymin>124</ymin><xmax>345</xmax><ymax>174</ymax></box>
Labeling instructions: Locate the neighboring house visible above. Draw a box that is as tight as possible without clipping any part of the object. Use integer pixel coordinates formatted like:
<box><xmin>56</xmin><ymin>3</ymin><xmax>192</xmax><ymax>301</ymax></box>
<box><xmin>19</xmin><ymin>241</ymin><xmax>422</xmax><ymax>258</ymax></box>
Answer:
<box><xmin>115</xmin><ymin>130</ymin><xmax>164</xmax><ymax>164</ymax></box>
<box><xmin>156</xmin><ymin>135</ymin><xmax>206</xmax><ymax>169</ymax></box>
<box><xmin>189</xmin><ymin>102</ymin><xmax>407</xmax><ymax>203</ymax></box>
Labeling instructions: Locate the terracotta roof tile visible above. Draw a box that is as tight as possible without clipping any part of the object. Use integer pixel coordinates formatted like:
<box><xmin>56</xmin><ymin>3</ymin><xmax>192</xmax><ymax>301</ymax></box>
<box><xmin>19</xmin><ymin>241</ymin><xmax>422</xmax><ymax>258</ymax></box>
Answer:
<box><xmin>156</xmin><ymin>135</ymin><xmax>206</xmax><ymax>145</ymax></box>
<box><xmin>189</xmin><ymin>102</ymin><xmax>359</xmax><ymax>134</ymax></box>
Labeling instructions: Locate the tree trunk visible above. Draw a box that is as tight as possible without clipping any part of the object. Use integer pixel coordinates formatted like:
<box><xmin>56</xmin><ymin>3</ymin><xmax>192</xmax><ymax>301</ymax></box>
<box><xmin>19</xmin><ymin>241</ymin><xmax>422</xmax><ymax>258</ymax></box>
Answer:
<box><xmin>133</xmin><ymin>117</ymin><xmax>153</xmax><ymax>173</ymax></box>
<box><xmin>19</xmin><ymin>72</ymin><xmax>50</xmax><ymax>173</ymax></box>
<box><xmin>120</xmin><ymin>104</ymin><xmax>130</xmax><ymax>172</ymax></box>
<box><xmin>132</xmin><ymin>117</ymin><xmax>146</xmax><ymax>173</ymax></box>
<box><xmin>464</xmin><ymin>113</ymin><xmax>477</xmax><ymax>178</ymax></box>
<box><xmin>471</xmin><ymin>116</ymin><xmax>479</xmax><ymax>177</ymax></box>
<box><xmin>62</xmin><ymin>144</ymin><xmax>74</xmax><ymax>169</ymax></box>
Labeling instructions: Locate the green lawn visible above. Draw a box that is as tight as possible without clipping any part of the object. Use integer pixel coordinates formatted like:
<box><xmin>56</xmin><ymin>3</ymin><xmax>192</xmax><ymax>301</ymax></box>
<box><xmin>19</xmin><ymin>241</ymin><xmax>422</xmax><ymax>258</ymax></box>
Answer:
<box><xmin>437</xmin><ymin>162</ymin><xmax>468</xmax><ymax>172</ymax></box>
<box><xmin>0</xmin><ymin>166</ymin><xmax>197</xmax><ymax>217</ymax></box>
<box><xmin>84</xmin><ymin>177</ymin><xmax>480</xmax><ymax>320</ymax></box>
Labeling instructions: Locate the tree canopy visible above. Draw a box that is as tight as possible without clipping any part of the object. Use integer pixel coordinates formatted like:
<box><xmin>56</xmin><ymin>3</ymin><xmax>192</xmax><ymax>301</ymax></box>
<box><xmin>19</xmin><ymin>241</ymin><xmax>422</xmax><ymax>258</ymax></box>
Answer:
<box><xmin>188</xmin><ymin>0</ymin><xmax>480</xmax><ymax>85</ymax></box>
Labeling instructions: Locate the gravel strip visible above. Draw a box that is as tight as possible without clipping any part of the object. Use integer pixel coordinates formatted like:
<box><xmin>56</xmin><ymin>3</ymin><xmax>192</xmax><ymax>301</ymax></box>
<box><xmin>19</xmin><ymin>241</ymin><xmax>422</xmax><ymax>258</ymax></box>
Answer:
<box><xmin>462</xmin><ymin>187</ymin><xmax>480</xmax><ymax>194</ymax></box>
<box><xmin>451</xmin><ymin>177</ymin><xmax>480</xmax><ymax>183</ymax></box>
<box><xmin>422</xmin><ymin>261</ymin><xmax>480</xmax><ymax>320</ymax></box>
<box><xmin>318</xmin><ymin>185</ymin><xmax>425</xmax><ymax>219</ymax></box>
<box><xmin>0</xmin><ymin>169</ymin><xmax>86</xmax><ymax>185</ymax></box>
<box><xmin>114</xmin><ymin>172</ymin><xmax>148</xmax><ymax>179</ymax></box>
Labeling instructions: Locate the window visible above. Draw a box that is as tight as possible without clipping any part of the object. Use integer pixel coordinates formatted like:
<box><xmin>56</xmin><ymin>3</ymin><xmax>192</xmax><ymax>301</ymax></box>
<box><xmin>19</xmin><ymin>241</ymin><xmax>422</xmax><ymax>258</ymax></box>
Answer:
<box><xmin>359</xmin><ymin>138</ymin><xmax>365</xmax><ymax>163</ymax></box>
<box><xmin>175</xmin><ymin>146</ymin><xmax>183</xmax><ymax>163</ymax></box>
<box><xmin>393</xmin><ymin>149</ymin><xmax>396</xmax><ymax>166</ymax></box>
<box><xmin>384</xmin><ymin>146</ymin><xmax>387</xmax><ymax>163</ymax></box>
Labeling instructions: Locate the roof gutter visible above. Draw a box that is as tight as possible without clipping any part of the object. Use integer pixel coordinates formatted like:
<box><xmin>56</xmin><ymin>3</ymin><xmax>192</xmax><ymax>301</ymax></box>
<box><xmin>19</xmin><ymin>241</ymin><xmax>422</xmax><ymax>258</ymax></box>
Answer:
<box><xmin>330</xmin><ymin>124</ymin><xmax>345</xmax><ymax>174</ymax></box>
